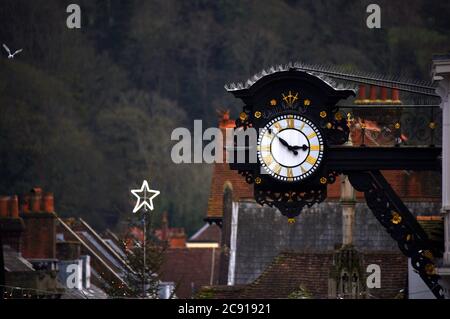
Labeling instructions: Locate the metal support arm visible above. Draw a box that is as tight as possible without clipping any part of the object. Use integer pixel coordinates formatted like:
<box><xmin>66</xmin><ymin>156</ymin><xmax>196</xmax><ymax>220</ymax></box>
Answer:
<box><xmin>347</xmin><ymin>170</ymin><xmax>444</xmax><ymax>299</ymax></box>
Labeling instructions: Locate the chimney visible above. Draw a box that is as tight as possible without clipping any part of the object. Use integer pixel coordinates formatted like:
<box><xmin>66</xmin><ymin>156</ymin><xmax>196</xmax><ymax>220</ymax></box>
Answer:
<box><xmin>43</xmin><ymin>193</ymin><xmax>54</xmax><ymax>213</ymax></box>
<box><xmin>20</xmin><ymin>188</ymin><xmax>57</xmax><ymax>259</ymax></box>
<box><xmin>217</xmin><ymin>109</ymin><xmax>236</xmax><ymax>165</ymax></box>
<box><xmin>0</xmin><ymin>197</ymin><xmax>8</xmax><ymax>218</ymax></box>
<box><xmin>21</xmin><ymin>194</ymin><xmax>30</xmax><ymax>213</ymax></box>
<box><xmin>10</xmin><ymin>196</ymin><xmax>19</xmax><ymax>218</ymax></box>
<box><xmin>0</xmin><ymin>195</ymin><xmax>25</xmax><ymax>252</ymax></box>
<box><xmin>354</xmin><ymin>85</ymin><xmax>367</xmax><ymax>104</ymax></box>
<box><xmin>369</xmin><ymin>86</ymin><xmax>378</xmax><ymax>103</ymax></box>
<box><xmin>380</xmin><ymin>87</ymin><xmax>388</xmax><ymax>103</ymax></box>
<box><xmin>392</xmin><ymin>88</ymin><xmax>401</xmax><ymax>104</ymax></box>
<box><xmin>30</xmin><ymin>188</ymin><xmax>42</xmax><ymax>212</ymax></box>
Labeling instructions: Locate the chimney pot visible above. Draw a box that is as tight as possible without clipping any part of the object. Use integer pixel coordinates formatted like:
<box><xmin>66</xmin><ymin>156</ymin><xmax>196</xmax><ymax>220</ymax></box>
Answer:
<box><xmin>10</xmin><ymin>195</ymin><xmax>19</xmax><ymax>218</ymax></box>
<box><xmin>21</xmin><ymin>195</ymin><xmax>31</xmax><ymax>213</ymax></box>
<box><xmin>0</xmin><ymin>196</ymin><xmax>9</xmax><ymax>218</ymax></box>
<box><xmin>369</xmin><ymin>86</ymin><xmax>378</xmax><ymax>102</ymax></box>
<box><xmin>32</xmin><ymin>187</ymin><xmax>43</xmax><ymax>195</ymax></box>
<box><xmin>380</xmin><ymin>87</ymin><xmax>388</xmax><ymax>102</ymax></box>
<box><xmin>31</xmin><ymin>194</ymin><xmax>42</xmax><ymax>212</ymax></box>
<box><xmin>392</xmin><ymin>88</ymin><xmax>401</xmax><ymax>104</ymax></box>
<box><xmin>356</xmin><ymin>85</ymin><xmax>366</xmax><ymax>103</ymax></box>
<box><xmin>43</xmin><ymin>193</ymin><xmax>54</xmax><ymax>213</ymax></box>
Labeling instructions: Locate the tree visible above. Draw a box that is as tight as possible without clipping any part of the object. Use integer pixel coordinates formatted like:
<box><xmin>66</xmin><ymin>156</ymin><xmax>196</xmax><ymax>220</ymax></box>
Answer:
<box><xmin>107</xmin><ymin>212</ymin><xmax>169</xmax><ymax>298</ymax></box>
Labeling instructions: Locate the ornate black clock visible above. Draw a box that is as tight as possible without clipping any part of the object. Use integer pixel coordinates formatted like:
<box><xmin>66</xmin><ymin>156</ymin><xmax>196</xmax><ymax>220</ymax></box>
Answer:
<box><xmin>226</xmin><ymin>66</ymin><xmax>355</xmax><ymax>219</ymax></box>
<box><xmin>225</xmin><ymin>63</ymin><xmax>445</xmax><ymax>299</ymax></box>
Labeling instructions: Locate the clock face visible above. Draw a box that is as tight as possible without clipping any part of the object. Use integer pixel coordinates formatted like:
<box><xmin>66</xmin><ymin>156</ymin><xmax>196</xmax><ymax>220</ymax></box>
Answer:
<box><xmin>257</xmin><ymin>114</ymin><xmax>324</xmax><ymax>182</ymax></box>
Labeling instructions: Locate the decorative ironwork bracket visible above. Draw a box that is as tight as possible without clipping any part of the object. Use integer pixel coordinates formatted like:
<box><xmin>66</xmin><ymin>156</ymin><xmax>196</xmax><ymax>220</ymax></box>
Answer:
<box><xmin>347</xmin><ymin>170</ymin><xmax>445</xmax><ymax>299</ymax></box>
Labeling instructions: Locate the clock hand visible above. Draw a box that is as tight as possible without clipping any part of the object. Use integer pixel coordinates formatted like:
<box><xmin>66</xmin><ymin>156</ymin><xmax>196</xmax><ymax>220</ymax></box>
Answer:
<box><xmin>291</xmin><ymin>144</ymin><xmax>309</xmax><ymax>151</ymax></box>
<box><xmin>277</xmin><ymin>136</ymin><xmax>298</xmax><ymax>155</ymax></box>
<box><xmin>278</xmin><ymin>136</ymin><xmax>291</xmax><ymax>148</ymax></box>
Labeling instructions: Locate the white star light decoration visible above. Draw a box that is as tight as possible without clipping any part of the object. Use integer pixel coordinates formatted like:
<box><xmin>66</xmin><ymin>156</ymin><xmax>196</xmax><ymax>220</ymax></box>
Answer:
<box><xmin>131</xmin><ymin>180</ymin><xmax>160</xmax><ymax>213</ymax></box>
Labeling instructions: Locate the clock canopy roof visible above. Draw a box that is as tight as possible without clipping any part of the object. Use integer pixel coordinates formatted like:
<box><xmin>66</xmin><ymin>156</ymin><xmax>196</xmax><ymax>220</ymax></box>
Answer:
<box><xmin>225</xmin><ymin>63</ymin><xmax>356</xmax><ymax>104</ymax></box>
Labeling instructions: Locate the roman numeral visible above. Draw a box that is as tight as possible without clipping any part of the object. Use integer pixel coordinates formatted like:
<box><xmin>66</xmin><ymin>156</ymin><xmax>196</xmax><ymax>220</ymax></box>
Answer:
<box><xmin>258</xmin><ymin>145</ymin><xmax>271</xmax><ymax>152</ymax></box>
<box><xmin>263</xmin><ymin>155</ymin><xmax>273</xmax><ymax>166</ymax></box>
<box><xmin>306</xmin><ymin>156</ymin><xmax>317</xmax><ymax>165</ymax></box>
<box><xmin>287</xmin><ymin>168</ymin><xmax>293</xmax><ymax>178</ymax></box>
<box><xmin>273</xmin><ymin>122</ymin><xmax>282</xmax><ymax>132</ymax></box>
<box><xmin>273</xmin><ymin>164</ymin><xmax>282</xmax><ymax>175</ymax></box>
<box><xmin>286</xmin><ymin>118</ymin><xmax>295</xmax><ymax>128</ymax></box>
<box><xmin>300</xmin><ymin>122</ymin><xmax>306</xmax><ymax>131</ymax></box>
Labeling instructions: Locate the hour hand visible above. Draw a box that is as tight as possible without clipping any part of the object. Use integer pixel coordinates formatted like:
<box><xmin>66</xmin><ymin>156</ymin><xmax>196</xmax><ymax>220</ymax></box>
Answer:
<box><xmin>291</xmin><ymin>144</ymin><xmax>309</xmax><ymax>151</ymax></box>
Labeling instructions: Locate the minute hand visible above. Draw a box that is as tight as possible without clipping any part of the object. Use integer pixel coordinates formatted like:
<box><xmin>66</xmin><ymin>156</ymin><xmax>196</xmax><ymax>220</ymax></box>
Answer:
<box><xmin>277</xmin><ymin>136</ymin><xmax>298</xmax><ymax>155</ymax></box>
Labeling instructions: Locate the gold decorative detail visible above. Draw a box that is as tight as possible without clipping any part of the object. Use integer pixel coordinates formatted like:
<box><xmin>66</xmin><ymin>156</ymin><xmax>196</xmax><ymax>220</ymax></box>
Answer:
<box><xmin>320</xmin><ymin>111</ymin><xmax>327</xmax><ymax>118</ymax></box>
<box><xmin>288</xmin><ymin>218</ymin><xmax>296</xmax><ymax>224</ymax></box>
<box><xmin>254</xmin><ymin>111</ymin><xmax>262</xmax><ymax>119</ymax></box>
<box><xmin>304</xmin><ymin>99</ymin><xmax>311</xmax><ymax>106</ymax></box>
<box><xmin>346</xmin><ymin>113</ymin><xmax>354</xmax><ymax>128</ymax></box>
<box><xmin>391</xmin><ymin>212</ymin><xmax>402</xmax><ymax>225</ymax></box>
<box><xmin>429</xmin><ymin>122</ymin><xmax>436</xmax><ymax>129</ymax></box>
<box><xmin>270</xmin><ymin>99</ymin><xmax>277</xmax><ymax>106</ymax></box>
<box><xmin>406</xmin><ymin>234</ymin><xmax>412</xmax><ymax>241</ymax></box>
<box><xmin>282</xmin><ymin>91</ymin><xmax>299</xmax><ymax>107</ymax></box>
<box><xmin>255</xmin><ymin>177</ymin><xmax>262</xmax><ymax>184</ymax></box>
<box><xmin>423</xmin><ymin>250</ymin><xmax>434</xmax><ymax>260</ymax></box>
<box><xmin>307</xmin><ymin>132</ymin><xmax>317</xmax><ymax>139</ymax></box>
<box><xmin>239</xmin><ymin>112</ymin><xmax>248</xmax><ymax>121</ymax></box>
<box><xmin>320</xmin><ymin>177</ymin><xmax>327</xmax><ymax>184</ymax></box>
<box><xmin>335</xmin><ymin>112</ymin><xmax>343</xmax><ymax>121</ymax></box>
<box><xmin>300</xmin><ymin>166</ymin><xmax>306</xmax><ymax>174</ymax></box>
<box><xmin>394</xmin><ymin>122</ymin><xmax>401</xmax><ymax>130</ymax></box>
<box><xmin>326</xmin><ymin>122</ymin><xmax>332</xmax><ymax>129</ymax></box>
<box><xmin>425</xmin><ymin>264</ymin><xmax>436</xmax><ymax>275</ymax></box>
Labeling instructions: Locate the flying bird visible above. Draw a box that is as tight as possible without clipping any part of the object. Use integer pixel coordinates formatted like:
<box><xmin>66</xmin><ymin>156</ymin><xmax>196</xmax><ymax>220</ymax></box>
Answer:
<box><xmin>3</xmin><ymin>44</ymin><xmax>23</xmax><ymax>59</ymax></box>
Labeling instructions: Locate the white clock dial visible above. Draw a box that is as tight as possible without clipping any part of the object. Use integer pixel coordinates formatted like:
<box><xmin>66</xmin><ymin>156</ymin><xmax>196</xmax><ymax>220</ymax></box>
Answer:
<box><xmin>257</xmin><ymin>114</ymin><xmax>324</xmax><ymax>182</ymax></box>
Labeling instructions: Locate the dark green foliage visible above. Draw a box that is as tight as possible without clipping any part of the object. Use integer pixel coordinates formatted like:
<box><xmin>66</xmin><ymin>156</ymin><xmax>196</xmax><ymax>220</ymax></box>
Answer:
<box><xmin>0</xmin><ymin>0</ymin><xmax>449</xmax><ymax>233</ymax></box>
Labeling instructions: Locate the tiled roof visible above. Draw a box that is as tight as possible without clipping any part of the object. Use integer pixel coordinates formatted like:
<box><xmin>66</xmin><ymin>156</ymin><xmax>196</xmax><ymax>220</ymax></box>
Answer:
<box><xmin>198</xmin><ymin>250</ymin><xmax>407</xmax><ymax>299</ymax></box>
<box><xmin>2</xmin><ymin>245</ymin><xmax>34</xmax><ymax>272</ymax></box>
<box><xmin>363</xmin><ymin>252</ymin><xmax>408</xmax><ymax>299</ymax></box>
